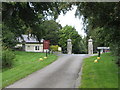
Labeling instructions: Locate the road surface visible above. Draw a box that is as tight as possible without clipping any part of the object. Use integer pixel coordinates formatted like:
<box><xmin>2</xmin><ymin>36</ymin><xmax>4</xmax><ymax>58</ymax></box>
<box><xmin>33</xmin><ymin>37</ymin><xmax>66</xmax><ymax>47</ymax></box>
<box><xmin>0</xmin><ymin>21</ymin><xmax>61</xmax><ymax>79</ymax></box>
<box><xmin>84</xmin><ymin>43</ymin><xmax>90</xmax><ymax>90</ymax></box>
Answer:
<box><xmin>6</xmin><ymin>54</ymin><xmax>95</xmax><ymax>88</ymax></box>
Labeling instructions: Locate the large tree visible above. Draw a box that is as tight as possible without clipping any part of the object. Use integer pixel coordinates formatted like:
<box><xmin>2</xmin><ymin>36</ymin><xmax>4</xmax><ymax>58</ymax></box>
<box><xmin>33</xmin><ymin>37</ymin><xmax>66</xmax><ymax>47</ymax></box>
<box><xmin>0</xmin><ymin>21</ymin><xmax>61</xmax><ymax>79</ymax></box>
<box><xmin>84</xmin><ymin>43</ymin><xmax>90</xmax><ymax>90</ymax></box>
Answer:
<box><xmin>59</xmin><ymin>25</ymin><xmax>87</xmax><ymax>54</ymax></box>
<box><xmin>75</xmin><ymin>2</ymin><xmax>120</xmax><ymax>65</ymax></box>
<box><xmin>41</xmin><ymin>20</ymin><xmax>62</xmax><ymax>45</ymax></box>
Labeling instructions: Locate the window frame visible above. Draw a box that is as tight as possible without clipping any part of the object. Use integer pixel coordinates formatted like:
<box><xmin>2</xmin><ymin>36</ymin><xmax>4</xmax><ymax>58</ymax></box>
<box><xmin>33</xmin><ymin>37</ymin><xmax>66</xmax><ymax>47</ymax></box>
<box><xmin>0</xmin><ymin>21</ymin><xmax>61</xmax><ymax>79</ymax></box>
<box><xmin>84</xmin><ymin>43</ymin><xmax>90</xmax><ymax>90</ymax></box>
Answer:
<box><xmin>35</xmin><ymin>46</ymin><xmax>39</xmax><ymax>50</ymax></box>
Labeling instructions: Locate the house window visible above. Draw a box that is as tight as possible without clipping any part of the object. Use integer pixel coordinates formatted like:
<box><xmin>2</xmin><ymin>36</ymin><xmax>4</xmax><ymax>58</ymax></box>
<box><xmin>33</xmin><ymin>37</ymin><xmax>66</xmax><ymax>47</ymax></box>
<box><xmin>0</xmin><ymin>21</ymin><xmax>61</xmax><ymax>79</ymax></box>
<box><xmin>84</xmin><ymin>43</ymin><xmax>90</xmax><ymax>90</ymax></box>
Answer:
<box><xmin>35</xmin><ymin>46</ymin><xmax>39</xmax><ymax>50</ymax></box>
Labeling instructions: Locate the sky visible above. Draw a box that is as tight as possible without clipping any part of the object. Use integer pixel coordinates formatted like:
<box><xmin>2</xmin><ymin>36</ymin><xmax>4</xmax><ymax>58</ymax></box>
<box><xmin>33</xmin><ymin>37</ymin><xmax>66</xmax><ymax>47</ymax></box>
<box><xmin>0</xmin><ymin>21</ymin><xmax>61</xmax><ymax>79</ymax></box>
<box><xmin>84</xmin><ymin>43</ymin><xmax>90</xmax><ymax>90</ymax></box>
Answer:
<box><xmin>56</xmin><ymin>6</ymin><xmax>86</xmax><ymax>38</ymax></box>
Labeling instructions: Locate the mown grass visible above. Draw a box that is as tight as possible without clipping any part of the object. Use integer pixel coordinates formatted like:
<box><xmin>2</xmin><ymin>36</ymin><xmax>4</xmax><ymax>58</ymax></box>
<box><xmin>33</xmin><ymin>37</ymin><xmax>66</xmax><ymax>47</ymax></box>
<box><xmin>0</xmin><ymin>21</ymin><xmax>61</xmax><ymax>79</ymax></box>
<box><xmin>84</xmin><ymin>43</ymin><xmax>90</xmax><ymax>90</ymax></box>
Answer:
<box><xmin>80</xmin><ymin>53</ymin><xmax>118</xmax><ymax>88</ymax></box>
<box><xmin>0</xmin><ymin>72</ymin><xmax>2</xmax><ymax>89</ymax></box>
<box><xmin>2</xmin><ymin>51</ymin><xmax>58</xmax><ymax>88</ymax></box>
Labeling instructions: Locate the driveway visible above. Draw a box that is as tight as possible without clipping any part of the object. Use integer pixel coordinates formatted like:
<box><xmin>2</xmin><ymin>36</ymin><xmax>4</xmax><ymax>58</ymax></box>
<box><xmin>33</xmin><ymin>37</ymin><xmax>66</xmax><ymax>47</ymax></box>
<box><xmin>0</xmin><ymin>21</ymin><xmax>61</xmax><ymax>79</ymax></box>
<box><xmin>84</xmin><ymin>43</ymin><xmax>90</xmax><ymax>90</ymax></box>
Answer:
<box><xmin>6</xmin><ymin>54</ymin><xmax>95</xmax><ymax>88</ymax></box>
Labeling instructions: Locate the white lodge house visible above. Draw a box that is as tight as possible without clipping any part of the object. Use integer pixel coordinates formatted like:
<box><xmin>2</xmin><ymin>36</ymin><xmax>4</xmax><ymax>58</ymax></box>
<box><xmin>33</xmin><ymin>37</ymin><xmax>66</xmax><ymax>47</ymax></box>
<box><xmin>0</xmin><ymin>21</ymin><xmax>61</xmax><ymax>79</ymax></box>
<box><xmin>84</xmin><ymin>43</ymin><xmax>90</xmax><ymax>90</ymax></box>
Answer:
<box><xmin>16</xmin><ymin>34</ymin><xmax>44</xmax><ymax>52</ymax></box>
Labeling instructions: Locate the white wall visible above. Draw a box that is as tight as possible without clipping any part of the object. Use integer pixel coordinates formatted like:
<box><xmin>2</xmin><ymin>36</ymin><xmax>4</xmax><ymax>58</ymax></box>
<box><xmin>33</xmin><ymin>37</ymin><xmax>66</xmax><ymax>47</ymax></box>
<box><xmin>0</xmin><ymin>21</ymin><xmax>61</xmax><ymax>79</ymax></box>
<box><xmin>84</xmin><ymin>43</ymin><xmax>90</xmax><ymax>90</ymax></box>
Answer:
<box><xmin>15</xmin><ymin>44</ymin><xmax>22</xmax><ymax>48</ymax></box>
<box><xmin>25</xmin><ymin>44</ymin><xmax>43</xmax><ymax>52</ymax></box>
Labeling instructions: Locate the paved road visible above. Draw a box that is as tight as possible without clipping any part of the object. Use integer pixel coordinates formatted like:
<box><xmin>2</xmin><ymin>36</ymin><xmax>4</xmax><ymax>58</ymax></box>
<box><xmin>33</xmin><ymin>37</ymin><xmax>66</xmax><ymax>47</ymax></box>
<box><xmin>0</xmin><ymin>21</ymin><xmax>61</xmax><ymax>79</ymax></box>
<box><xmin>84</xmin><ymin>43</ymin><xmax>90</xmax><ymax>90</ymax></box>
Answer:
<box><xmin>7</xmin><ymin>54</ymin><xmax>95</xmax><ymax>88</ymax></box>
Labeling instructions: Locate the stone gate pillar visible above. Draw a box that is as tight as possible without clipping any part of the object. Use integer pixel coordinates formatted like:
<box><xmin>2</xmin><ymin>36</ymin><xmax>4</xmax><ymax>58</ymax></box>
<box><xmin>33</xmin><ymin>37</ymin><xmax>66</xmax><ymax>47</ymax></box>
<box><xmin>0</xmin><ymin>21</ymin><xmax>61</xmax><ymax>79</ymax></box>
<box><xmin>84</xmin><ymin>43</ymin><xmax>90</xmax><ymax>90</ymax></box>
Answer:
<box><xmin>67</xmin><ymin>39</ymin><xmax>72</xmax><ymax>54</ymax></box>
<box><xmin>88</xmin><ymin>37</ymin><xmax>93</xmax><ymax>54</ymax></box>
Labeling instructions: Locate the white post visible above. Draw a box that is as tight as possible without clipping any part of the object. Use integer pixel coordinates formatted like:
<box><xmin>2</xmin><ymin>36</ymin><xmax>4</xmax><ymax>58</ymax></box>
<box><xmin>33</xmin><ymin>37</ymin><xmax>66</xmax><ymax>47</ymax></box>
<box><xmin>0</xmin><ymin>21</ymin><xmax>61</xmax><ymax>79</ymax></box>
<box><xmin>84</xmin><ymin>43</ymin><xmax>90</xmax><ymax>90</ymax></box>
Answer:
<box><xmin>41</xmin><ymin>39</ymin><xmax>44</xmax><ymax>52</ymax></box>
<box><xmin>67</xmin><ymin>39</ymin><xmax>72</xmax><ymax>54</ymax></box>
<box><xmin>88</xmin><ymin>37</ymin><xmax>93</xmax><ymax>54</ymax></box>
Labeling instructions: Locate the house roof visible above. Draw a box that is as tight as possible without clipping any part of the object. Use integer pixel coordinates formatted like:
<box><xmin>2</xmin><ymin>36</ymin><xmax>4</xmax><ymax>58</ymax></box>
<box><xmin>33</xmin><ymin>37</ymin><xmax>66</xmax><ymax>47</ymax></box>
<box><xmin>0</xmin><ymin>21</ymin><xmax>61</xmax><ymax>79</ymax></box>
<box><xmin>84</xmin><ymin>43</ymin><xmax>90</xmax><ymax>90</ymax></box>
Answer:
<box><xmin>17</xmin><ymin>34</ymin><xmax>40</xmax><ymax>43</ymax></box>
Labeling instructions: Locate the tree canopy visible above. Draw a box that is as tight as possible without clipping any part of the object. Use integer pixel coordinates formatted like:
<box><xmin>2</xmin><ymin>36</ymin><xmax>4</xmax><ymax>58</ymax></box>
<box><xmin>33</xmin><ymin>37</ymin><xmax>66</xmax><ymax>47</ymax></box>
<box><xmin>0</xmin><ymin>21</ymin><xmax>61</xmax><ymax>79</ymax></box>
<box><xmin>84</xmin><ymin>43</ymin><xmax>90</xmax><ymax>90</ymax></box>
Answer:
<box><xmin>2</xmin><ymin>2</ymin><xmax>72</xmax><ymax>48</ymax></box>
<box><xmin>75</xmin><ymin>2</ymin><xmax>120</xmax><ymax>65</ymax></box>
<box><xmin>59</xmin><ymin>25</ymin><xmax>87</xmax><ymax>54</ymax></box>
<box><xmin>41</xmin><ymin>20</ymin><xmax>62</xmax><ymax>45</ymax></box>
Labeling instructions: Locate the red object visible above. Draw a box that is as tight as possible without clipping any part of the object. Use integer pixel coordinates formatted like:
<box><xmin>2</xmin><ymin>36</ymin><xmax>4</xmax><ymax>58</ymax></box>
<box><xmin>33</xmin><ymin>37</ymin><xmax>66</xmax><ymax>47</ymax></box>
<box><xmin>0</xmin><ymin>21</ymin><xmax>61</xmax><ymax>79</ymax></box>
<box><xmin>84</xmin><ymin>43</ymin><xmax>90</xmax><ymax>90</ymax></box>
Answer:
<box><xmin>43</xmin><ymin>40</ymin><xmax>50</xmax><ymax>49</ymax></box>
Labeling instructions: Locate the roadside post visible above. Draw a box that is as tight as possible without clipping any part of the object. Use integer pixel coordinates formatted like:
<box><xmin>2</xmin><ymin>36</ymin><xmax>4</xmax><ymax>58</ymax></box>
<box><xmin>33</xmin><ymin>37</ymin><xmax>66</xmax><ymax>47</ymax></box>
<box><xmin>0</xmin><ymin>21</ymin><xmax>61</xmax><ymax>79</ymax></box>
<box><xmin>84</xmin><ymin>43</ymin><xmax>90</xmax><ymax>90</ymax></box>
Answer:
<box><xmin>98</xmin><ymin>49</ymin><xmax>101</xmax><ymax>57</ymax></box>
<box><xmin>46</xmin><ymin>50</ymin><xmax>47</xmax><ymax>57</ymax></box>
<box><xmin>48</xmin><ymin>48</ymin><xmax>50</xmax><ymax>54</ymax></box>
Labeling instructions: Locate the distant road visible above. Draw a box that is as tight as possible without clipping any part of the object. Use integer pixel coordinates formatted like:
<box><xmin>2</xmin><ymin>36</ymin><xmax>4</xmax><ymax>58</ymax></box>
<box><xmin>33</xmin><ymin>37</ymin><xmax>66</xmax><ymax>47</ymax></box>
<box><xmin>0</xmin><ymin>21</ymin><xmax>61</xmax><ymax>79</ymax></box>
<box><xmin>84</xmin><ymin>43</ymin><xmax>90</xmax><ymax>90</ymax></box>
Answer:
<box><xmin>7</xmin><ymin>54</ymin><xmax>95</xmax><ymax>88</ymax></box>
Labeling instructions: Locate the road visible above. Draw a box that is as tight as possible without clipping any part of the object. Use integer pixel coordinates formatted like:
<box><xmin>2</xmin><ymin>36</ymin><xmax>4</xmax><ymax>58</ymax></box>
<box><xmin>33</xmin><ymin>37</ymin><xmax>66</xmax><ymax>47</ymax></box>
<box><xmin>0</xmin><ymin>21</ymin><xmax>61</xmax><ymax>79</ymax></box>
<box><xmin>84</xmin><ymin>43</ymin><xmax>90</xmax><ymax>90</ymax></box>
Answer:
<box><xmin>6</xmin><ymin>54</ymin><xmax>94</xmax><ymax>88</ymax></box>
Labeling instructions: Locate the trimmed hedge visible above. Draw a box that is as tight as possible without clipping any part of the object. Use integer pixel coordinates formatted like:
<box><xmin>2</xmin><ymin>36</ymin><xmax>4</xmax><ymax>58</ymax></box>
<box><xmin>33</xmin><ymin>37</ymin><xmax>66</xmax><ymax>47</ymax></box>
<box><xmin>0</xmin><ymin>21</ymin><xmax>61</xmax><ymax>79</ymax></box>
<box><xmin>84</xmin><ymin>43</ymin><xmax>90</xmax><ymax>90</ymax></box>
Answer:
<box><xmin>50</xmin><ymin>45</ymin><xmax>59</xmax><ymax>51</ymax></box>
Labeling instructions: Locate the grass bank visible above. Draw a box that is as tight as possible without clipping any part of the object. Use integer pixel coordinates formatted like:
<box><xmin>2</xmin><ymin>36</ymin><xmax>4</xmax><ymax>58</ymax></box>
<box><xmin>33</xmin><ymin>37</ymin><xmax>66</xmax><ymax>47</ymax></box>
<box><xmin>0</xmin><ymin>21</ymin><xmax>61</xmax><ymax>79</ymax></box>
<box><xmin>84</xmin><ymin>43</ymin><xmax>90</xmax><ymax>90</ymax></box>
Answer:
<box><xmin>80</xmin><ymin>53</ymin><xmax>118</xmax><ymax>88</ymax></box>
<box><xmin>2</xmin><ymin>51</ymin><xmax>58</xmax><ymax>88</ymax></box>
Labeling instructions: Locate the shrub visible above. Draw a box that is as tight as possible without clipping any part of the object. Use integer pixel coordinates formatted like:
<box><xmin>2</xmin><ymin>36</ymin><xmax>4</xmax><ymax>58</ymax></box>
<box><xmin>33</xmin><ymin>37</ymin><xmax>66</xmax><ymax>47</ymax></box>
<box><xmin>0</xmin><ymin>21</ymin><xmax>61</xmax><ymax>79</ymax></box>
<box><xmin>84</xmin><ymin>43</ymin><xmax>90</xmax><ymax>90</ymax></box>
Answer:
<box><xmin>50</xmin><ymin>45</ymin><xmax>59</xmax><ymax>52</ymax></box>
<box><xmin>2</xmin><ymin>49</ymin><xmax>15</xmax><ymax>68</ymax></box>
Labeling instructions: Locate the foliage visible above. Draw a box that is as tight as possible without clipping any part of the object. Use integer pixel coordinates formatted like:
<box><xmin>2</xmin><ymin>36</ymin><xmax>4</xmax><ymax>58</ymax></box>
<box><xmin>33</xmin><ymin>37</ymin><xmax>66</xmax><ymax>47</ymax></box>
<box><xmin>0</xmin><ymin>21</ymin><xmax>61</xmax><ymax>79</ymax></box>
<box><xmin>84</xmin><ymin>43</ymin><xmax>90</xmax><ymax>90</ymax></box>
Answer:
<box><xmin>2</xmin><ymin>2</ymin><xmax>72</xmax><ymax>45</ymax></box>
<box><xmin>59</xmin><ymin>25</ymin><xmax>87</xmax><ymax>54</ymax></box>
<box><xmin>2</xmin><ymin>24</ymin><xmax>17</xmax><ymax>48</ymax></box>
<box><xmin>80</xmin><ymin>53</ymin><xmax>118</xmax><ymax>88</ymax></box>
<box><xmin>50</xmin><ymin>45</ymin><xmax>59</xmax><ymax>52</ymax></box>
<box><xmin>75</xmin><ymin>2</ymin><xmax>120</xmax><ymax>65</ymax></box>
<box><xmin>2</xmin><ymin>49</ymin><xmax>15</xmax><ymax>68</ymax></box>
<box><xmin>81</xmin><ymin>37</ymin><xmax>88</xmax><ymax>53</ymax></box>
<box><xmin>2</xmin><ymin>51</ymin><xmax>58</xmax><ymax>88</ymax></box>
<box><xmin>41</xmin><ymin>20</ymin><xmax>62</xmax><ymax>45</ymax></box>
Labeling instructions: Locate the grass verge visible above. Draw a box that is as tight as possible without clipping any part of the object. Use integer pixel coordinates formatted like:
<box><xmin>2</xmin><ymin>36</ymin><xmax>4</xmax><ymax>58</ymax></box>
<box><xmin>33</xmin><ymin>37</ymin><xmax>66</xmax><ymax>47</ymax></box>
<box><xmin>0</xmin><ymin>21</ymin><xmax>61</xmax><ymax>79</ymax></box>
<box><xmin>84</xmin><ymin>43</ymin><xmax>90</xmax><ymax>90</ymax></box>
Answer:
<box><xmin>80</xmin><ymin>53</ymin><xmax>118</xmax><ymax>88</ymax></box>
<box><xmin>2</xmin><ymin>51</ymin><xmax>58</xmax><ymax>88</ymax></box>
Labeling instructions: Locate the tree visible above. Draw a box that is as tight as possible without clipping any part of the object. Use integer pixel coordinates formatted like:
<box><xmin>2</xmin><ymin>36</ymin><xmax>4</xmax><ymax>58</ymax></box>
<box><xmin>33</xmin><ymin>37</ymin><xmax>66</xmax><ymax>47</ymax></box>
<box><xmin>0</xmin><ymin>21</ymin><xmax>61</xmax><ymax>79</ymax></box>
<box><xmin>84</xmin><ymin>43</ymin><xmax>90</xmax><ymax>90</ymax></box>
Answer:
<box><xmin>75</xmin><ymin>2</ymin><xmax>120</xmax><ymax>65</ymax></box>
<box><xmin>59</xmin><ymin>25</ymin><xmax>87</xmax><ymax>54</ymax></box>
<box><xmin>41</xmin><ymin>20</ymin><xmax>62</xmax><ymax>45</ymax></box>
<box><xmin>2</xmin><ymin>2</ymin><xmax>72</xmax><ymax>48</ymax></box>
<box><xmin>2</xmin><ymin>25</ymin><xmax>17</xmax><ymax>49</ymax></box>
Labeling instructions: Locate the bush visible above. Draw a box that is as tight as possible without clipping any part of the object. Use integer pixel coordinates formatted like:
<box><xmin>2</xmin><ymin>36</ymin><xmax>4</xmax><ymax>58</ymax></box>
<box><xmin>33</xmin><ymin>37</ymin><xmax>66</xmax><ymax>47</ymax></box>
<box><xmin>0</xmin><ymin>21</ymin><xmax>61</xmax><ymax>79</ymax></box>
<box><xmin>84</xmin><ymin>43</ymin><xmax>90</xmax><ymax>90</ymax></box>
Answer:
<box><xmin>2</xmin><ymin>49</ymin><xmax>15</xmax><ymax>68</ymax></box>
<box><xmin>50</xmin><ymin>45</ymin><xmax>59</xmax><ymax>52</ymax></box>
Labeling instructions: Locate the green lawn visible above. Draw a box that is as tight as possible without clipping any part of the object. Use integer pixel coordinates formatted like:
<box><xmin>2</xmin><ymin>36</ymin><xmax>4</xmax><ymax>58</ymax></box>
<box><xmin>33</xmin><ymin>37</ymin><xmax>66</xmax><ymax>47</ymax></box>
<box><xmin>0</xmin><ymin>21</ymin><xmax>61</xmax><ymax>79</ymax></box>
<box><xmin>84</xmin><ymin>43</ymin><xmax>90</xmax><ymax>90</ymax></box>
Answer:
<box><xmin>0</xmin><ymin>72</ymin><xmax>2</xmax><ymax>89</ymax></box>
<box><xmin>2</xmin><ymin>51</ymin><xmax>58</xmax><ymax>88</ymax></box>
<box><xmin>80</xmin><ymin>53</ymin><xmax>118</xmax><ymax>88</ymax></box>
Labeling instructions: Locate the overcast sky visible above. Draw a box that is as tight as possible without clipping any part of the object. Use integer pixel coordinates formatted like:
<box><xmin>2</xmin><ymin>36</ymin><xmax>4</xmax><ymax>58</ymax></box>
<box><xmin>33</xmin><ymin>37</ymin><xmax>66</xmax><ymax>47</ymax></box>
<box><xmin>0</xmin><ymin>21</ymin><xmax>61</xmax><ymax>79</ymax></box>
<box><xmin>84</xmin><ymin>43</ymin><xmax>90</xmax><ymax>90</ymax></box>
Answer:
<box><xmin>56</xmin><ymin>6</ymin><xmax>86</xmax><ymax>38</ymax></box>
